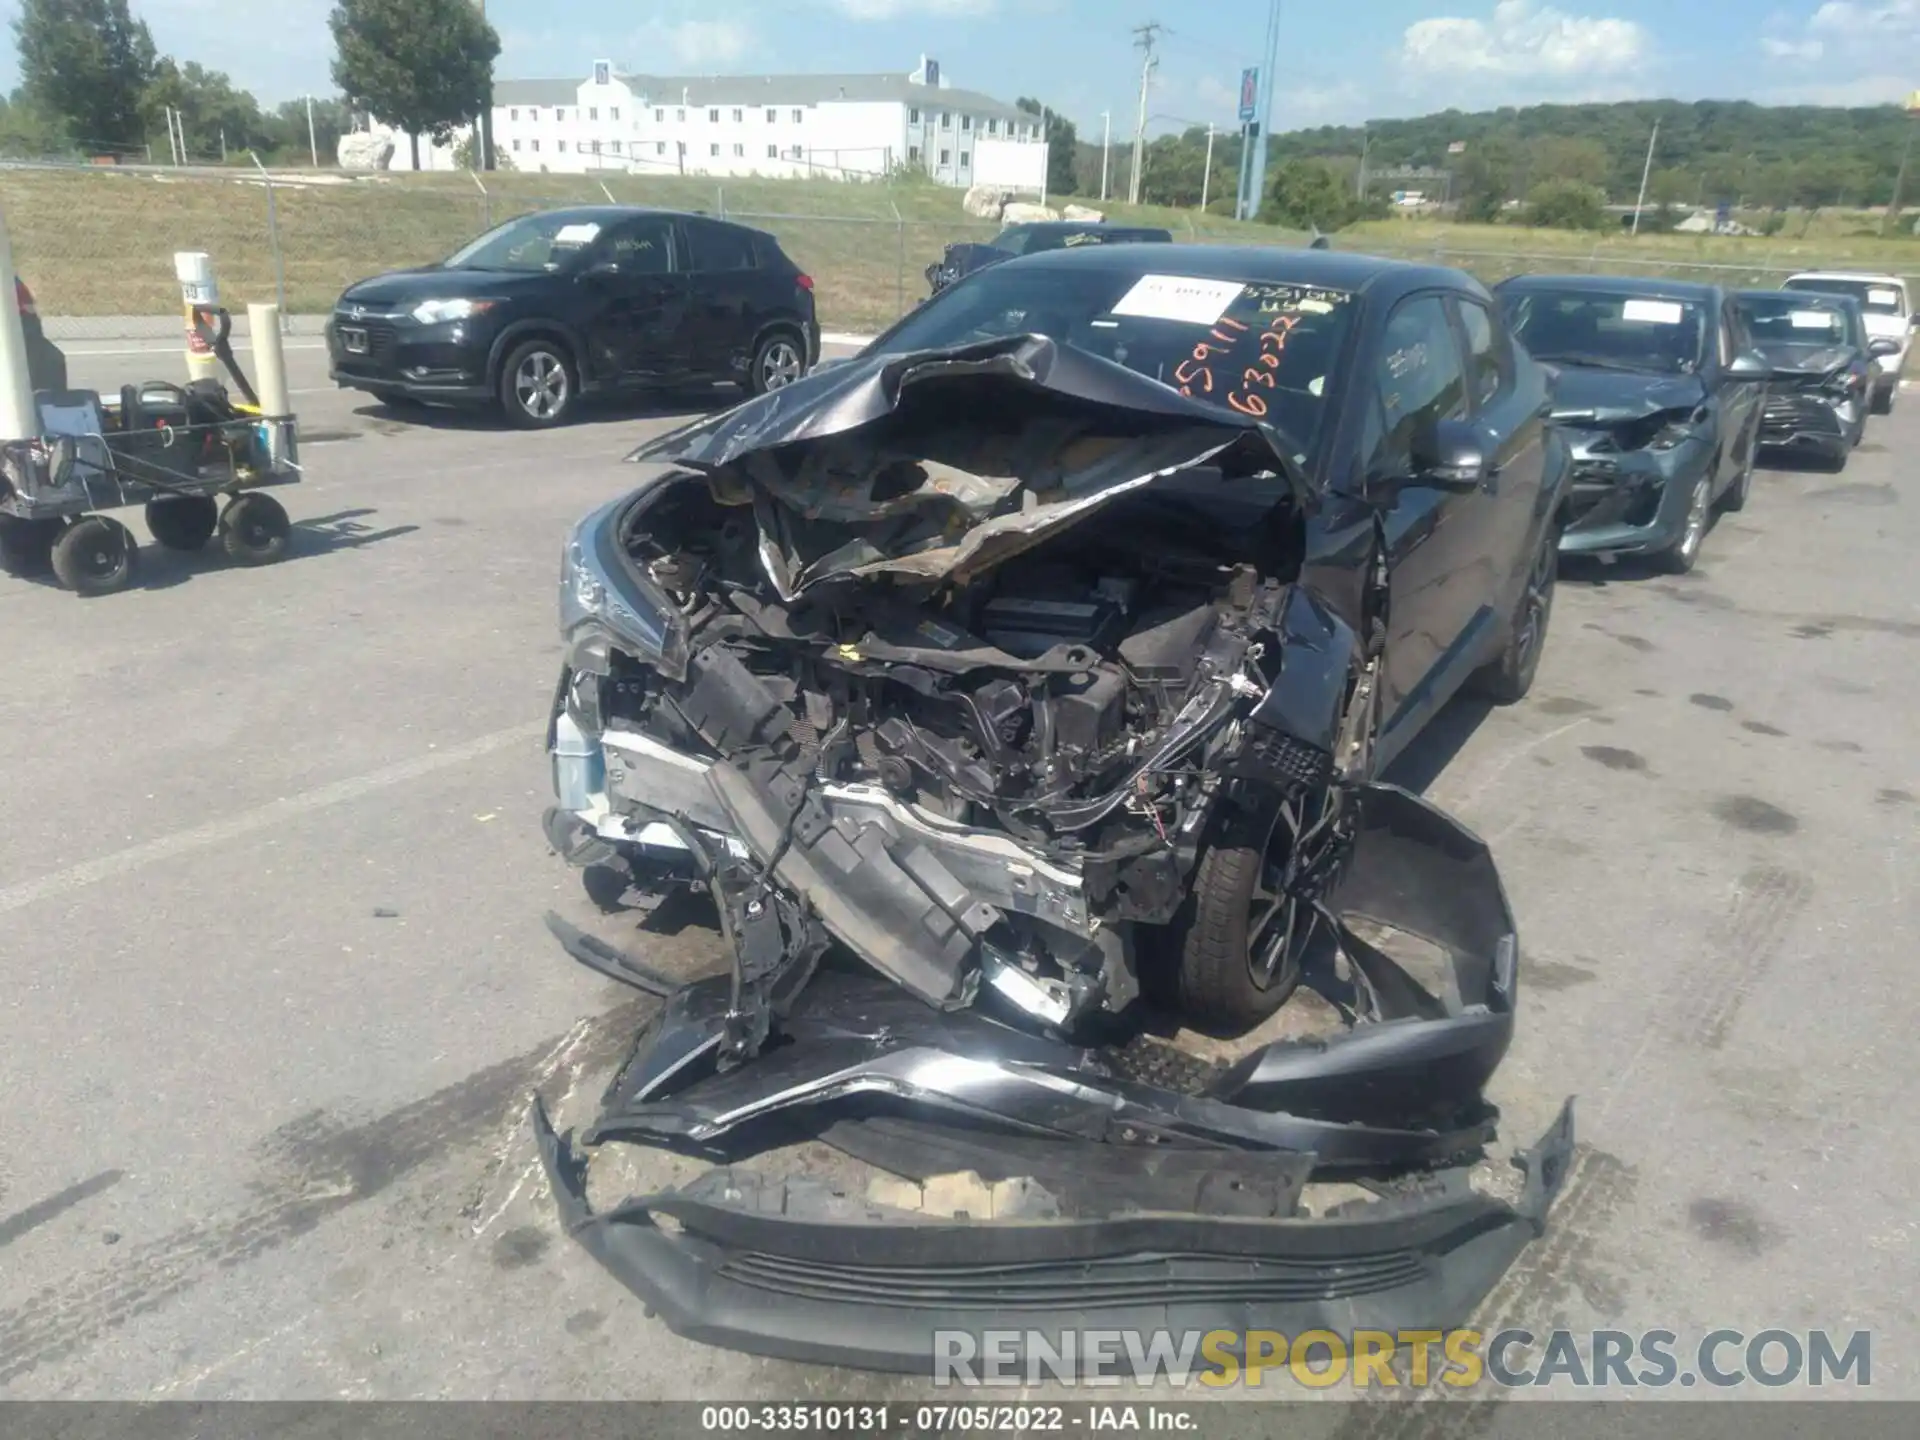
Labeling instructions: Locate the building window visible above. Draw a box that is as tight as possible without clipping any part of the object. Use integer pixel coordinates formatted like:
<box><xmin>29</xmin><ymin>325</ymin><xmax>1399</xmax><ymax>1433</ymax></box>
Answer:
<box><xmin>589</xmin><ymin>107</ymin><xmax>598</xmax><ymax>120</ymax></box>
<box><xmin>791</xmin><ymin>108</ymin><xmax>803</xmax><ymax>123</ymax></box>
<box><xmin>509</xmin><ymin>108</ymin><xmax>519</xmax><ymax>121</ymax></box>
<box><xmin>910</xmin><ymin>108</ymin><xmax>920</xmax><ymax>123</ymax></box>
<box><xmin>656</xmin><ymin>141</ymin><xmax>666</xmax><ymax>155</ymax></box>
<box><xmin>655</xmin><ymin>107</ymin><xmax>665</xmax><ymax>121</ymax></box>
<box><xmin>709</xmin><ymin>107</ymin><xmax>719</xmax><ymax>122</ymax></box>
<box><xmin>555</xmin><ymin>108</ymin><xmax>565</xmax><ymax>121</ymax></box>
<box><xmin>987</xmin><ymin>118</ymin><xmax>997</xmax><ymax>134</ymax></box>
<box><xmin>732</xmin><ymin>108</ymin><xmax>743</xmax><ymax>122</ymax></box>
<box><xmin>962</xmin><ymin>115</ymin><xmax>972</xmax><ymax>130</ymax></box>
<box><xmin>960</xmin><ymin>151</ymin><xmax>970</xmax><ymax>168</ymax></box>
<box><xmin>939</xmin><ymin>148</ymin><xmax>950</xmax><ymax>165</ymax></box>
<box><xmin>676</xmin><ymin>107</ymin><xmax>685</xmax><ymax>121</ymax></box>
<box><xmin>558</xmin><ymin>140</ymin><xmax>567</xmax><ymax>152</ymax></box>
<box><xmin>767</xmin><ymin>143</ymin><xmax>778</xmax><ymax>158</ymax></box>
<box><xmin>610</xmin><ymin>140</ymin><xmax>621</xmax><ymax>154</ymax></box>
<box><xmin>710</xmin><ymin>143</ymin><xmax>720</xmax><ymax>156</ymax></box>
<box><xmin>789</xmin><ymin>144</ymin><xmax>803</xmax><ymax>159</ymax></box>
<box><xmin>940</xmin><ymin>112</ymin><xmax>951</xmax><ymax>129</ymax></box>
<box><xmin>512</xmin><ymin>139</ymin><xmax>522</xmax><ymax>152</ymax></box>
<box><xmin>767</xmin><ymin>108</ymin><xmax>776</xmax><ymax>122</ymax></box>
<box><xmin>530</xmin><ymin>139</ymin><xmax>540</xmax><ymax>152</ymax></box>
<box><xmin>908</xmin><ymin>145</ymin><xmax>920</xmax><ymax>161</ymax></box>
<box><xmin>732</xmin><ymin>142</ymin><xmax>744</xmax><ymax>157</ymax></box>
<box><xmin>610</xmin><ymin>107</ymin><xmax>620</xmax><ymax>120</ymax></box>
<box><xmin>589</xmin><ymin>139</ymin><xmax>599</xmax><ymax>154</ymax></box>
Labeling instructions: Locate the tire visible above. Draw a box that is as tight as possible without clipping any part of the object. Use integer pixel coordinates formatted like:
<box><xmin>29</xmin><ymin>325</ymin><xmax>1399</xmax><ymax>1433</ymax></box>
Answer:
<box><xmin>51</xmin><ymin>515</ymin><xmax>138</xmax><ymax>596</ymax></box>
<box><xmin>1165</xmin><ymin>791</ymin><xmax>1340</xmax><ymax>1035</ymax></box>
<box><xmin>1470</xmin><ymin>518</ymin><xmax>1559</xmax><ymax>705</ymax></box>
<box><xmin>1870</xmin><ymin>379</ymin><xmax>1895</xmax><ymax>417</ymax></box>
<box><xmin>499</xmin><ymin>339</ymin><xmax>577</xmax><ymax>428</ymax></box>
<box><xmin>219</xmin><ymin>493</ymin><xmax>291</xmax><ymax>565</ymax></box>
<box><xmin>748</xmin><ymin>331</ymin><xmax>806</xmax><ymax>396</ymax></box>
<box><xmin>1654</xmin><ymin>470</ymin><xmax>1713</xmax><ymax>575</ymax></box>
<box><xmin>0</xmin><ymin>515</ymin><xmax>64</xmax><ymax>576</ymax></box>
<box><xmin>1717</xmin><ymin>424</ymin><xmax>1757</xmax><ymax>513</ymax></box>
<box><xmin>145</xmin><ymin>494</ymin><xmax>219</xmax><ymax>551</ymax></box>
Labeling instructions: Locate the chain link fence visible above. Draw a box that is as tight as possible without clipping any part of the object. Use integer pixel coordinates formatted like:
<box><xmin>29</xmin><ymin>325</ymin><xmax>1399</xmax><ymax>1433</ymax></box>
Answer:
<box><xmin>1</xmin><ymin>160</ymin><xmax>1913</xmax><ymax>343</ymax></box>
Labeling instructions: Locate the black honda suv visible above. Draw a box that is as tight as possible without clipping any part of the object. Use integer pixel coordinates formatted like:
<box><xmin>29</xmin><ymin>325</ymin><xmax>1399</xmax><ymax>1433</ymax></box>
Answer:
<box><xmin>326</xmin><ymin>206</ymin><xmax>820</xmax><ymax>427</ymax></box>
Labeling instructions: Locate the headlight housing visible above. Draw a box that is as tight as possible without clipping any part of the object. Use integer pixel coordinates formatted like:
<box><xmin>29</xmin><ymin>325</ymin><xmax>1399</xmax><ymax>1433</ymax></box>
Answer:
<box><xmin>558</xmin><ymin>499</ymin><xmax>680</xmax><ymax>677</ymax></box>
<box><xmin>410</xmin><ymin>297</ymin><xmax>497</xmax><ymax>325</ymax></box>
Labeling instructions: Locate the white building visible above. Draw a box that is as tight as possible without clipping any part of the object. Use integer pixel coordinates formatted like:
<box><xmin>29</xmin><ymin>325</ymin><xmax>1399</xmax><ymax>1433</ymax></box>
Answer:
<box><xmin>394</xmin><ymin>57</ymin><xmax>1049</xmax><ymax>191</ymax></box>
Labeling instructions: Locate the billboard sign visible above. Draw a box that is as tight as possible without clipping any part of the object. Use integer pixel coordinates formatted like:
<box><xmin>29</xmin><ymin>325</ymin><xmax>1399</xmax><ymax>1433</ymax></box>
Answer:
<box><xmin>1239</xmin><ymin>68</ymin><xmax>1259</xmax><ymax>123</ymax></box>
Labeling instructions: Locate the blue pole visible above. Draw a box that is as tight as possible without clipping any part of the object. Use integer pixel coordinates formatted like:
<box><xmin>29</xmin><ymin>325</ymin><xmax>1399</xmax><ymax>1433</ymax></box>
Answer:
<box><xmin>1247</xmin><ymin>0</ymin><xmax>1280</xmax><ymax>221</ymax></box>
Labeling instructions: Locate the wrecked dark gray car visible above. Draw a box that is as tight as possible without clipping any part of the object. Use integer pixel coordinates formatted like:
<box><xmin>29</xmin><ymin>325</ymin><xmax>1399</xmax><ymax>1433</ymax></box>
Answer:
<box><xmin>536</xmin><ymin>246</ymin><xmax>1573</xmax><ymax>1374</ymax></box>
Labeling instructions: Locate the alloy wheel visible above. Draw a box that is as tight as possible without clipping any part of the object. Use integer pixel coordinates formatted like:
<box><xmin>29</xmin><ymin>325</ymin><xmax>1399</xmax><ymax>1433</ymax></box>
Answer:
<box><xmin>759</xmin><ymin>339</ymin><xmax>803</xmax><ymax>392</ymax></box>
<box><xmin>1677</xmin><ymin>473</ymin><xmax>1711</xmax><ymax>562</ymax></box>
<box><xmin>1246</xmin><ymin>787</ymin><xmax>1345</xmax><ymax>989</ymax></box>
<box><xmin>1513</xmin><ymin>528</ymin><xmax>1558</xmax><ymax>679</ymax></box>
<box><xmin>514</xmin><ymin>351</ymin><xmax>569</xmax><ymax>421</ymax></box>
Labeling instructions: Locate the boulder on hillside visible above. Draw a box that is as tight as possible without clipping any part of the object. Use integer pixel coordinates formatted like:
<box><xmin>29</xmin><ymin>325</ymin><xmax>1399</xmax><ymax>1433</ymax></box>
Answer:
<box><xmin>1061</xmin><ymin>204</ymin><xmax>1105</xmax><ymax>222</ymax></box>
<box><xmin>962</xmin><ymin>183</ymin><xmax>1012</xmax><ymax>220</ymax></box>
<box><xmin>1001</xmin><ymin>201</ymin><xmax>1060</xmax><ymax>225</ymax></box>
<box><xmin>338</xmin><ymin>130</ymin><xmax>394</xmax><ymax>171</ymax></box>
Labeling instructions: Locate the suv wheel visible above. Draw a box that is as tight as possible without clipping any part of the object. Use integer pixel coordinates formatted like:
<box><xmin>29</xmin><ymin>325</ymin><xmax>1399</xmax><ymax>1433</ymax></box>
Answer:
<box><xmin>749</xmin><ymin>333</ymin><xmax>805</xmax><ymax>396</ymax></box>
<box><xmin>500</xmin><ymin>340</ymin><xmax>577</xmax><ymax>428</ymax></box>
<box><xmin>1870</xmin><ymin>378</ymin><xmax>1896</xmax><ymax>417</ymax></box>
<box><xmin>1470</xmin><ymin>519</ymin><xmax>1559</xmax><ymax>705</ymax></box>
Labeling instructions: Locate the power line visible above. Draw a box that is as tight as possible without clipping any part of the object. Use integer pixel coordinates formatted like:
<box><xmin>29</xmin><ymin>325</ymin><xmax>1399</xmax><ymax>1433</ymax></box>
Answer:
<box><xmin>1128</xmin><ymin>20</ymin><xmax>1164</xmax><ymax>205</ymax></box>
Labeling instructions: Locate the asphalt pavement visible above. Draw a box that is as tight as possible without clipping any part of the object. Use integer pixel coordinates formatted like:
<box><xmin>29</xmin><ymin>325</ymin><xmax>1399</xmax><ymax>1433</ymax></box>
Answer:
<box><xmin>1</xmin><ymin>348</ymin><xmax>1915</xmax><ymax>1403</ymax></box>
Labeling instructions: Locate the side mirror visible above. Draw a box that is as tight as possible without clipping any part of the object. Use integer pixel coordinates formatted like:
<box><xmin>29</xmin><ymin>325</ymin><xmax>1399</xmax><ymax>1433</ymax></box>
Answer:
<box><xmin>1867</xmin><ymin>337</ymin><xmax>1900</xmax><ymax>359</ymax></box>
<box><xmin>1406</xmin><ymin>416</ymin><xmax>1490</xmax><ymax>493</ymax></box>
<box><xmin>1725</xmin><ymin>350</ymin><xmax>1771</xmax><ymax>380</ymax></box>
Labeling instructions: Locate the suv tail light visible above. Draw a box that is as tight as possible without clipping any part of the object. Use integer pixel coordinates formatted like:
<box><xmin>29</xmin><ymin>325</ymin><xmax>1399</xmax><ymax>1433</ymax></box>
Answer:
<box><xmin>15</xmin><ymin>278</ymin><xmax>37</xmax><ymax>318</ymax></box>
<box><xmin>795</xmin><ymin>273</ymin><xmax>814</xmax><ymax>292</ymax></box>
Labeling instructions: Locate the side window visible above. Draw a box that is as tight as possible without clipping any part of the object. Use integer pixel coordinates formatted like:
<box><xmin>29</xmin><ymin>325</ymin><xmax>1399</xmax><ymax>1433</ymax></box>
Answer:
<box><xmin>684</xmin><ymin>220</ymin><xmax>757</xmax><ymax>273</ymax></box>
<box><xmin>598</xmin><ymin>217</ymin><xmax>675</xmax><ymax>275</ymax></box>
<box><xmin>1456</xmin><ymin>298</ymin><xmax>1506</xmax><ymax>408</ymax></box>
<box><xmin>1369</xmin><ymin>295</ymin><xmax>1468</xmax><ymax>477</ymax></box>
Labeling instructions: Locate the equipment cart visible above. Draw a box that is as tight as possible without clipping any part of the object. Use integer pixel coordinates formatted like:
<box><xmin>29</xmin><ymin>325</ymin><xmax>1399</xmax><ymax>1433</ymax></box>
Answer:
<box><xmin>0</xmin><ymin>307</ymin><xmax>300</xmax><ymax>596</ymax></box>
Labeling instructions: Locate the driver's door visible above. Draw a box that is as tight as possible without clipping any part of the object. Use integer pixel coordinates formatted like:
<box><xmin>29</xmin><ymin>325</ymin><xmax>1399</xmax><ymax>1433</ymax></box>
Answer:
<box><xmin>579</xmin><ymin>215</ymin><xmax>691</xmax><ymax>383</ymax></box>
<box><xmin>1713</xmin><ymin>299</ymin><xmax>1763</xmax><ymax>489</ymax></box>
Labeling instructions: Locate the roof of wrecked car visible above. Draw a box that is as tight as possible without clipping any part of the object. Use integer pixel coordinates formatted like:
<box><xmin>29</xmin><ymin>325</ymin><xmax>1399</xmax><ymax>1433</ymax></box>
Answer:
<box><xmin>1497</xmin><ymin>273</ymin><xmax>1721</xmax><ymax>303</ymax></box>
<box><xmin>989</xmin><ymin>242</ymin><xmax>1481</xmax><ymax>299</ymax></box>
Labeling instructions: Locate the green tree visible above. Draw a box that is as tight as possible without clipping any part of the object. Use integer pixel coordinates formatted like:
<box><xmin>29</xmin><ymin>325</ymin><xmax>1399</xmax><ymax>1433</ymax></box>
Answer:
<box><xmin>330</xmin><ymin>0</ymin><xmax>499</xmax><ymax>171</ymax></box>
<box><xmin>1015</xmin><ymin>97</ymin><xmax>1079</xmax><ymax>196</ymax></box>
<box><xmin>143</xmin><ymin>59</ymin><xmax>267</xmax><ymax>161</ymax></box>
<box><xmin>1524</xmin><ymin>179</ymin><xmax>1609</xmax><ymax>231</ymax></box>
<box><xmin>1453</xmin><ymin>138</ymin><xmax>1521</xmax><ymax>223</ymax></box>
<box><xmin>13</xmin><ymin>0</ymin><xmax>157</xmax><ymax>152</ymax></box>
<box><xmin>260</xmin><ymin>97</ymin><xmax>352</xmax><ymax>166</ymax></box>
<box><xmin>0</xmin><ymin>90</ymin><xmax>70</xmax><ymax>156</ymax></box>
<box><xmin>1529</xmin><ymin>135</ymin><xmax>1610</xmax><ymax>190</ymax></box>
<box><xmin>1266</xmin><ymin>158</ymin><xmax>1358</xmax><ymax>231</ymax></box>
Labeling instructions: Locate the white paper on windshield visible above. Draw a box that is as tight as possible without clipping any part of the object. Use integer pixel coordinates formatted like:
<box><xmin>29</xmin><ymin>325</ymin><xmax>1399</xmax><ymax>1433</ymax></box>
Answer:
<box><xmin>1790</xmin><ymin>310</ymin><xmax>1836</xmax><ymax>329</ymax></box>
<box><xmin>1110</xmin><ymin>275</ymin><xmax>1246</xmax><ymax>325</ymax></box>
<box><xmin>553</xmin><ymin>222</ymin><xmax>602</xmax><ymax>246</ymax></box>
<box><xmin>1868</xmin><ymin>288</ymin><xmax>1900</xmax><ymax>307</ymax></box>
<box><xmin>1622</xmin><ymin>299</ymin><xmax>1684</xmax><ymax>325</ymax></box>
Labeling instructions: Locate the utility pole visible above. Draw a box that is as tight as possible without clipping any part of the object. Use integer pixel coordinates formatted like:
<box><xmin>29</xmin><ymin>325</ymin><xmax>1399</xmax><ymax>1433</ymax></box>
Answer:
<box><xmin>307</xmin><ymin>96</ymin><xmax>319</xmax><ymax>167</ymax></box>
<box><xmin>1357</xmin><ymin>125</ymin><xmax>1371</xmax><ymax>199</ymax></box>
<box><xmin>1631</xmin><ymin>116</ymin><xmax>1659</xmax><ymax>236</ymax></box>
<box><xmin>1200</xmin><ymin>122</ymin><xmax>1215</xmax><ymax>211</ymax></box>
<box><xmin>473</xmin><ymin>0</ymin><xmax>495</xmax><ymax>170</ymax></box>
<box><xmin>1100</xmin><ymin>111</ymin><xmax>1111</xmax><ymax>201</ymax></box>
<box><xmin>1128</xmin><ymin>21</ymin><xmax>1162</xmax><ymax>206</ymax></box>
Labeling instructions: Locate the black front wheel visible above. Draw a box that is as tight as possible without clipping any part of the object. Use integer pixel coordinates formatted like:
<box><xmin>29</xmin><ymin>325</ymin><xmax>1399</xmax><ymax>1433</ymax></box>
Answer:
<box><xmin>1471</xmin><ymin>518</ymin><xmax>1560</xmax><ymax>704</ymax></box>
<box><xmin>1870</xmin><ymin>380</ymin><xmax>1895</xmax><ymax>417</ymax></box>
<box><xmin>220</xmin><ymin>493</ymin><xmax>292</xmax><ymax>565</ymax></box>
<box><xmin>51</xmin><ymin>515</ymin><xmax>138</xmax><ymax>596</ymax></box>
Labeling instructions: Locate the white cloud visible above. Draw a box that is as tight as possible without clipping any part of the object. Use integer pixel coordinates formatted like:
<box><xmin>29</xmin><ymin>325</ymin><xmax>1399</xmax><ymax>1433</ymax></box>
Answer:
<box><xmin>655</xmin><ymin>19</ymin><xmax>754</xmax><ymax>68</ymax></box>
<box><xmin>831</xmin><ymin>0</ymin><xmax>994</xmax><ymax>19</ymax></box>
<box><xmin>1760</xmin><ymin>36</ymin><xmax>1825</xmax><ymax>60</ymax></box>
<box><xmin>1401</xmin><ymin>1</ymin><xmax>1649</xmax><ymax>78</ymax></box>
<box><xmin>1809</xmin><ymin>0</ymin><xmax>1920</xmax><ymax>36</ymax></box>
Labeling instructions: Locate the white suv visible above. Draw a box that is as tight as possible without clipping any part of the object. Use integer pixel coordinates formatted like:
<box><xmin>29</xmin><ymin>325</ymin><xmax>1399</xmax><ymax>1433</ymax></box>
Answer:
<box><xmin>1784</xmin><ymin>271</ymin><xmax>1913</xmax><ymax>415</ymax></box>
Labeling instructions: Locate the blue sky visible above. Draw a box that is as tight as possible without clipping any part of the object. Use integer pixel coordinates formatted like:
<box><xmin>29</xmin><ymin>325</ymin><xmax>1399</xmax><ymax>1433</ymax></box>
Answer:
<box><xmin>2</xmin><ymin>1</ymin><xmax>1915</xmax><ymax>130</ymax></box>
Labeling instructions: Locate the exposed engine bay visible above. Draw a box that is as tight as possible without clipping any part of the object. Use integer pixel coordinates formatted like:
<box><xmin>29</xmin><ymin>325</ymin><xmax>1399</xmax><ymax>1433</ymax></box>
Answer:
<box><xmin>538</xmin><ymin>334</ymin><xmax>1571</xmax><ymax>1375</ymax></box>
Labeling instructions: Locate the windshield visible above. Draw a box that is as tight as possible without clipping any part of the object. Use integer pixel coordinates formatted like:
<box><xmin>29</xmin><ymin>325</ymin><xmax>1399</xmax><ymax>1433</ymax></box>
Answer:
<box><xmin>1737</xmin><ymin>294</ymin><xmax>1860</xmax><ymax>348</ymax></box>
<box><xmin>1784</xmin><ymin>278</ymin><xmax>1906</xmax><ymax>316</ymax></box>
<box><xmin>445</xmin><ymin>213</ymin><xmax>605</xmax><ymax>272</ymax></box>
<box><xmin>866</xmin><ymin>265</ymin><xmax>1357</xmax><ymax>460</ymax></box>
<box><xmin>1503</xmin><ymin>288</ymin><xmax>1707</xmax><ymax>374</ymax></box>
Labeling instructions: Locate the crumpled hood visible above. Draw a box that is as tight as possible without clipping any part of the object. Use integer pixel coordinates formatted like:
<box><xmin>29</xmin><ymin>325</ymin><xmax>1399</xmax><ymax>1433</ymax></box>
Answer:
<box><xmin>628</xmin><ymin>334</ymin><xmax>1308</xmax><ymax>599</ymax></box>
<box><xmin>1754</xmin><ymin>341</ymin><xmax>1854</xmax><ymax>378</ymax></box>
<box><xmin>1547</xmin><ymin>367</ymin><xmax>1707</xmax><ymax>424</ymax></box>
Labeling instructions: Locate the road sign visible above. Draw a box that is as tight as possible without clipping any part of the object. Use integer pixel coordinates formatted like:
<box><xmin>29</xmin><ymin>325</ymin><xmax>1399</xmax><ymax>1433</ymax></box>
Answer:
<box><xmin>1239</xmin><ymin>68</ymin><xmax>1259</xmax><ymax>123</ymax></box>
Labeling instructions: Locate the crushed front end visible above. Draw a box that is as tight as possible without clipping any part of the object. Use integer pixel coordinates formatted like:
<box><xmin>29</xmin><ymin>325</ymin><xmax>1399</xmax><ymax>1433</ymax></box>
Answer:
<box><xmin>1756</xmin><ymin>350</ymin><xmax>1866</xmax><ymax>463</ymax></box>
<box><xmin>535</xmin><ymin>334</ymin><xmax>1573</xmax><ymax>1373</ymax></box>
<box><xmin>1550</xmin><ymin>387</ymin><xmax>1716</xmax><ymax>559</ymax></box>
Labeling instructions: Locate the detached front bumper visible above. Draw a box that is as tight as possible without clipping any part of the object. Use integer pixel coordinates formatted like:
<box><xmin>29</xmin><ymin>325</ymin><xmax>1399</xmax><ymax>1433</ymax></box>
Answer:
<box><xmin>1556</xmin><ymin>434</ymin><xmax>1709</xmax><ymax>559</ymax></box>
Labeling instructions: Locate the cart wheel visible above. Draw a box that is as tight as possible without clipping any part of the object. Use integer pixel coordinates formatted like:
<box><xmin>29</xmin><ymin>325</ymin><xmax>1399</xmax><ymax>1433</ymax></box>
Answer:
<box><xmin>0</xmin><ymin>515</ymin><xmax>66</xmax><ymax>576</ymax></box>
<box><xmin>146</xmin><ymin>495</ymin><xmax>220</xmax><ymax>551</ymax></box>
<box><xmin>219</xmin><ymin>493</ymin><xmax>292</xmax><ymax>565</ymax></box>
<box><xmin>51</xmin><ymin>516</ymin><xmax>139</xmax><ymax>596</ymax></box>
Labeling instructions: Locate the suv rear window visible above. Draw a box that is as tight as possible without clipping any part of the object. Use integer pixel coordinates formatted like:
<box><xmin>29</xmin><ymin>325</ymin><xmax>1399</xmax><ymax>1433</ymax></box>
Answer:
<box><xmin>1784</xmin><ymin>278</ymin><xmax>1906</xmax><ymax>316</ymax></box>
<box><xmin>685</xmin><ymin>220</ymin><xmax>758</xmax><ymax>272</ymax></box>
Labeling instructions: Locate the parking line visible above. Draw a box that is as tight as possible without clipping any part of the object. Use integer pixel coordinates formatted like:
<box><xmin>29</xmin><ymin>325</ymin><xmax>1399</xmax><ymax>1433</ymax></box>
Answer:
<box><xmin>0</xmin><ymin>723</ymin><xmax>542</xmax><ymax>917</ymax></box>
